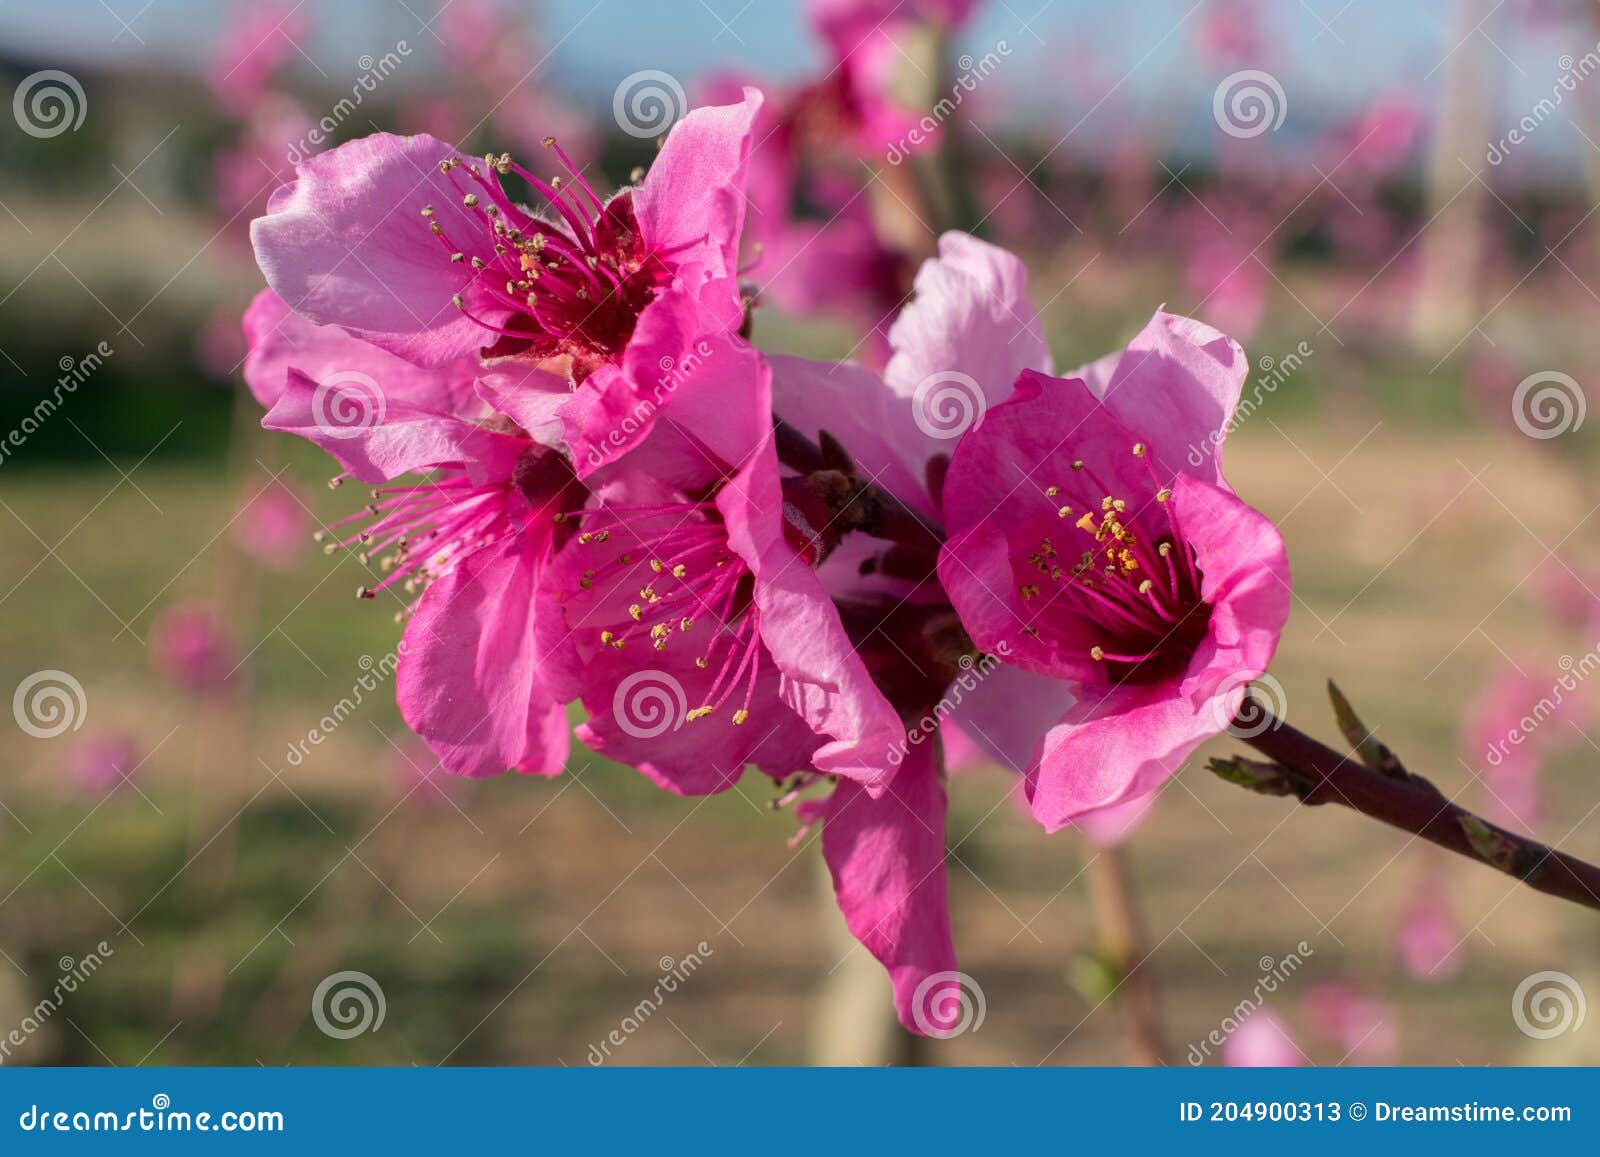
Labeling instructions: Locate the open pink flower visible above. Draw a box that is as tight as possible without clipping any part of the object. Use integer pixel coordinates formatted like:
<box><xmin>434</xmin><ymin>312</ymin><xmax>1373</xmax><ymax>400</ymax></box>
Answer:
<box><xmin>938</xmin><ymin>312</ymin><xmax>1291</xmax><ymax>831</ymax></box>
<box><xmin>545</xmin><ymin>340</ymin><xmax>902</xmax><ymax>795</ymax></box>
<box><xmin>250</xmin><ymin>92</ymin><xmax>762</xmax><ymax>472</ymax></box>
<box><xmin>243</xmin><ymin>290</ymin><xmax>581</xmax><ymax>780</ymax></box>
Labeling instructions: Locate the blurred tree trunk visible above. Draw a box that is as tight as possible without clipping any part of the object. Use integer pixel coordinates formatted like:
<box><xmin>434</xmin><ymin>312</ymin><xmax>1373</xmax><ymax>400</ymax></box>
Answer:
<box><xmin>1410</xmin><ymin>0</ymin><xmax>1501</xmax><ymax>353</ymax></box>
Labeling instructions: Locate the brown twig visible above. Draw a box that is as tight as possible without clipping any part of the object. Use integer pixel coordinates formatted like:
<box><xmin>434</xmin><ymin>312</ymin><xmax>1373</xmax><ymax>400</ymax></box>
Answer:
<box><xmin>1212</xmin><ymin>685</ymin><xmax>1600</xmax><ymax>913</ymax></box>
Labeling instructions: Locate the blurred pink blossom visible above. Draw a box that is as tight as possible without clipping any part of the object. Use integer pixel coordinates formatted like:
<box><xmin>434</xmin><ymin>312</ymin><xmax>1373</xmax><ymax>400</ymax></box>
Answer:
<box><xmin>70</xmin><ymin>730</ymin><xmax>141</xmax><ymax>794</ymax></box>
<box><xmin>1397</xmin><ymin>878</ymin><xmax>1463</xmax><ymax>981</ymax></box>
<box><xmin>1223</xmin><ymin>1008</ymin><xmax>1302</xmax><ymax>1066</ymax></box>
<box><xmin>150</xmin><ymin>602</ymin><xmax>239</xmax><ymax>694</ymax></box>
<box><xmin>1305</xmin><ymin>982</ymin><xmax>1398</xmax><ymax>1063</ymax></box>
<box><xmin>207</xmin><ymin>2</ymin><xmax>308</xmax><ymax>116</ymax></box>
<box><xmin>232</xmin><ymin>479</ymin><xmax>311</xmax><ymax>571</ymax></box>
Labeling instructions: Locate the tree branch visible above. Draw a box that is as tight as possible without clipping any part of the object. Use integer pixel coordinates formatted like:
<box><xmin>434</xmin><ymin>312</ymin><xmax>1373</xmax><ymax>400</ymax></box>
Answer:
<box><xmin>1213</xmin><ymin>687</ymin><xmax>1600</xmax><ymax>913</ymax></box>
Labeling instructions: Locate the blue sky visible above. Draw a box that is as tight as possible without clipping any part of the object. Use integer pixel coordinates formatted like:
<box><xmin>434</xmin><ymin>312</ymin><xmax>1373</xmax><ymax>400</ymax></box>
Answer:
<box><xmin>0</xmin><ymin>0</ymin><xmax>1591</xmax><ymax>165</ymax></box>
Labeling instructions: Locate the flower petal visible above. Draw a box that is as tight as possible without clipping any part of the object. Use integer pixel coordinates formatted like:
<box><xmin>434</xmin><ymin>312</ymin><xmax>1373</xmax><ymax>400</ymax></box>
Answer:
<box><xmin>396</xmin><ymin>532</ymin><xmax>567</xmax><ymax>778</ymax></box>
<box><xmin>251</xmin><ymin>133</ymin><xmax>509</xmax><ymax>366</ymax></box>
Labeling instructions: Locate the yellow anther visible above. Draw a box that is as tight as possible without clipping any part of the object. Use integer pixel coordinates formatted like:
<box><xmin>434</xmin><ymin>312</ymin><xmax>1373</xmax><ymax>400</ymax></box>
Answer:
<box><xmin>1138</xmin><ymin>580</ymin><xmax>1154</xmax><ymax>594</ymax></box>
<box><xmin>1158</xmin><ymin>542</ymin><xmax>1173</xmax><ymax>557</ymax></box>
<box><xmin>1058</xmin><ymin>505</ymin><xmax>1073</xmax><ymax>518</ymax></box>
<box><xmin>1157</xmin><ymin>488</ymin><xmax>1172</xmax><ymax>503</ymax></box>
<box><xmin>694</xmin><ymin>657</ymin><xmax>708</xmax><ymax>669</ymax></box>
<box><xmin>732</xmin><ymin>709</ymin><xmax>749</xmax><ymax>725</ymax></box>
<box><xmin>599</xmin><ymin>630</ymin><xmax>616</xmax><ymax>645</ymax></box>
<box><xmin>1132</xmin><ymin>442</ymin><xmax>1146</xmax><ymax>457</ymax></box>
<box><xmin>650</xmin><ymin>558</ymin><xmax>664</xmax><ymax>572</ymax></box>
<box><xmin>463</xmin><ymin>193</ymin><xmax>479</xmax><ymax>207</ymax></box>
<box><xmin>628</xmin><ymin>604</ymin><xmax>643</xmax><ymax>621</ymax></box>
<box><xmin>1045</xmin><ymin>485</ymin><xmax>1060</xmax><ymax>497</ymax></box>
<box><xmin>1090</xmin><ymin>646</ymin><xmax>1105</xmax><ymax>661</ymax></box>
<box><xmin>1071</xmin><ymin>460</ymin><xmax>1085</xmax><ymax>471</ymax></box>
<box><xmin>671</xmin><ymin>564</ymin><xmax>687</xmax><ymax>578</ymax></box>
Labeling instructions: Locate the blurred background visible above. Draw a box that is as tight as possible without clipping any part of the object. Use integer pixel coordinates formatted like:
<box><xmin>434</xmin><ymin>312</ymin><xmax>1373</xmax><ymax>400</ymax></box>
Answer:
<box><xmin>3</xmin><ymin>0</ymin><xmax>1600</xmax><ymax>1066</ymax></box>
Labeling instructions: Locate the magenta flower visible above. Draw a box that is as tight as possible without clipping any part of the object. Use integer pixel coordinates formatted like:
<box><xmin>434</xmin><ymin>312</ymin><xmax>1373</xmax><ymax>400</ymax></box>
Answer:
<box><xmin>1223</xmin><ymin>1009</ymin><xmax>1302</xmax><ymax>1067</ymax></box>
<box><xmin>250</xmin><ymin>91</ymin><xmax>762</xmax><ymax>472</ymax></box>
<box><xmin>544</xmin><ymin>341</ymin><xmax>901</xmax><ymax>794</ymax></box>
<box><xmin>232</xmin><ymin>478</ymin><xmax>311</xmax><ymax>571</ymax></box>
<box><xmin>1397</xmin><ymin>876</ymin><xmax>1463</xmax><ymax>981</ymax></box>
<box><xmin>150</xmin><ymin>602</ymin><xmax>239</xmax><ymax>694</ymax></box>
<box><xmin>937</xmin><ymin>312</ymin><xmax>1291</xmax><ymax>831</ymax></box>
<box><xmin>70</xmin><ymin>730</ymin><xmax>141</xmax><ymax>795</ymax></box>
<box><xmin>243</xmin><ymin>291</ymin><xmax>581</xmax><ymax>780</ymax></box>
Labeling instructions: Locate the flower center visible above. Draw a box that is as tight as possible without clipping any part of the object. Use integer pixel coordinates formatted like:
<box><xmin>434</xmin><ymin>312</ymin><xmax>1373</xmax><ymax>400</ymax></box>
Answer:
<box><xmin>1014</xmin><ymin>443</ymin><xmax>1210</xmax><ymax>685</ymax></box>
<box><xmin>421</xmin><ymin>140</ymin><xmax>677</xmax><ymax>382</ymax></box>
<box><xmin>562</xmin><ymin>499</ymin><xmax>767</xmax><ymax>725</ymax></box>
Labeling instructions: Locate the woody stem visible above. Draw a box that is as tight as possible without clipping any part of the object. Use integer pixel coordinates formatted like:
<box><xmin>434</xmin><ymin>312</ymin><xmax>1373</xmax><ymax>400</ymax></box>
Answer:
<box><xmin>1228</xmin><ymin>695</ymin><xmax>1600</xmax><ymax>913</ymax></box>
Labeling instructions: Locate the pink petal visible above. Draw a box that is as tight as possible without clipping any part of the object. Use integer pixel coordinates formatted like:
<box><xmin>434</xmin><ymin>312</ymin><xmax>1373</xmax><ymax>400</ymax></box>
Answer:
<box><xmin>396</xmin><ymin>532</ymin><xmax>567</xmax><ymax>778</ymax></box>
<box><xmin>251</xmin><ymin>133</ymin><xmax>509</xmax><ymax>366</ymax></box>
<box><xmin>633</xmin><ymin>89</ymin><xmax>763</xmax><ymax>284</ymax></box>
<box><xmin>264</xmin><ymin>368</ymin><xmax>526</xmax><ymax>484</ymax></box>
<box><xmin>242</xmin><ymin>289</ymin><xmax>479</xmax><ymax>412</ymax></box>
<box><xmin>811</xmin><ymin>742</ymin><xmax>962</xmax><ymax>1037</ymax></box>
